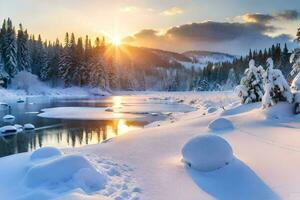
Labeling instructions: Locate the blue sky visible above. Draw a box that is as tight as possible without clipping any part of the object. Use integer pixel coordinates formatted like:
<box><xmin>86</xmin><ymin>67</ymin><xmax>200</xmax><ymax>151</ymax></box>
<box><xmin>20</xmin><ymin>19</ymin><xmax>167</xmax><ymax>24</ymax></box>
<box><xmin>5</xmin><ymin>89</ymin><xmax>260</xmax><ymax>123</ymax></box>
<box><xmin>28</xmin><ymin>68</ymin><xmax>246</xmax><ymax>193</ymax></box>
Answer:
<box><xmin>1</xmin><ymin>0</ymin><xmax>300</xmax><ymax>54</ymax></box>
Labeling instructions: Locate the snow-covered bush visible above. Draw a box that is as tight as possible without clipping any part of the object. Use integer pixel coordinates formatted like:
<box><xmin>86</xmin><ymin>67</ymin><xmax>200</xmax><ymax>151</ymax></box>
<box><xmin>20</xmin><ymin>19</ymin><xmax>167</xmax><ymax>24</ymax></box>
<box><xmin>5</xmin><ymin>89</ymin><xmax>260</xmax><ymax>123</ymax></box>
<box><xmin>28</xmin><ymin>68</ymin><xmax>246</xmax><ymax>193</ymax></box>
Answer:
<box><xmin>235</xmin><ymin>60</ymin><xmax>264</xmax><ymax>104</ymax></box>
<box><xmin>262</xmin><ymin>58</ymin><xmax>293</xmax><ymax>108</ymax></box>
<box><xmin>182</xmin><ymin>135</ymin><xmax>234</xmax><ymax>171</ymax></box>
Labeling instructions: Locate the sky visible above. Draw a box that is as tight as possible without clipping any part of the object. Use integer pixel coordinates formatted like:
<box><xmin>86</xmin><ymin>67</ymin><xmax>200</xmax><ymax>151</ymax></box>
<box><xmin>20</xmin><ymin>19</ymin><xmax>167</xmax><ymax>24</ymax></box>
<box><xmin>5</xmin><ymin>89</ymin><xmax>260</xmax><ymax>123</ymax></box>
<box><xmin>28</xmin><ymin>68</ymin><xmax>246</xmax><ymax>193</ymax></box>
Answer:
<box><xmin>1</xmin><ymin>0</ymin><xmax>300</xmax><ymax>55</ymax></box>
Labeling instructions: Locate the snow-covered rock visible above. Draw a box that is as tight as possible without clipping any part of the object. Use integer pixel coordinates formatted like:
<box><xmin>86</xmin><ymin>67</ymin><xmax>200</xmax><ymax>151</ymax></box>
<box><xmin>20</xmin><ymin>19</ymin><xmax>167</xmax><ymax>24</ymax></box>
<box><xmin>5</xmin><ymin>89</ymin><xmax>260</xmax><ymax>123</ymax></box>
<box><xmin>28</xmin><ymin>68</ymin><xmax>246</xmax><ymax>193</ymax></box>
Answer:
<box><xmin>25</xmin><ymin>154</ymin><xmax>107</xmax><ymax>192</ymax></box>
<box><xmin>14</xmin><ymin>124</ymin><xmax>23</xmax><ymax>129</ymax></box>
<box><xmin>24</xmin><ymin>123</ymin><xmax>35</xmax><ymax>131</ymax></box>
<box><xmin>3</xmin><ymin>114</ymin><xmax>15</xmax><ymax>122</ymax></box>
<box><xmin>182</xmin><ymin>135</ymin><xmax>234</xmax><ymax>171</ymax></box>
<box><xmin>208</xmin><ymin>117</ymin><xmax>234</xmax><ymax>131</ymax></box>
<box><xmin>30</xmin><ymin>147</ymin><xmax>62</xmax><ymax>161</ymax></box>
<box><xmin>0</xmin><ymin>125</ymin><xmax>18</xmax><ymax>134</ymax></box>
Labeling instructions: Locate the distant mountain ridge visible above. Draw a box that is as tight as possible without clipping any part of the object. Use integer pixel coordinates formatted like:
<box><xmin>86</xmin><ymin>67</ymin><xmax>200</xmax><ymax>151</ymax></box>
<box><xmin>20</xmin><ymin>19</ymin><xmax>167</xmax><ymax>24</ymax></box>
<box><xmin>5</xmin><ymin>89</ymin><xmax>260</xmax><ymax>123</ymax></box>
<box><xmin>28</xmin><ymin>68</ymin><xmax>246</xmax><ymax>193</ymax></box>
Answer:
<box><xmin>108</xmin><ymin>45</ymin><xmax>236</xmax><ymax>70</ymax></box>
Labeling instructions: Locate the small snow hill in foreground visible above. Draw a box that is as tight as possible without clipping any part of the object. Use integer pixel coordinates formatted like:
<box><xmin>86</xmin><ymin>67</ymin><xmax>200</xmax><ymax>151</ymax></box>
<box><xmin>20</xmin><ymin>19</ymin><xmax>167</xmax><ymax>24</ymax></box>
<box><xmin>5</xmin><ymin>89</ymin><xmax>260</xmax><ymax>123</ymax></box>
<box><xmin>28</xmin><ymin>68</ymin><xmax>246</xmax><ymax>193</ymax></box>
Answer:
<box><xmin>182</xmin><ymin>135</ymin><xmax>234</xmax><ymax>171</ymax></box>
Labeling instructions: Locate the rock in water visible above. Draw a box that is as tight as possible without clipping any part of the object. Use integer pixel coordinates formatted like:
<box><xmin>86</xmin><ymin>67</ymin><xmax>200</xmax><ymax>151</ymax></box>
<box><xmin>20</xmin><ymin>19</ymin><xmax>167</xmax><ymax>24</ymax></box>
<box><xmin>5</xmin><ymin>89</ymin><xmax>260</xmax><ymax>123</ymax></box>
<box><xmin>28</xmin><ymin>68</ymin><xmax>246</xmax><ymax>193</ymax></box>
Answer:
<box><xmin>0</xmin><ymin>125</ymin><xmax>18</xmax><ymax>134</ymax></box>
<box><xmin>24</xmin><ymin>123</ymin><xmax>35</xmax><ymax>131</ymax></box>
<box><xmin>3</xmin><ymin>115</ymin><xmax>15</xmax><ymax>122</ymax></box>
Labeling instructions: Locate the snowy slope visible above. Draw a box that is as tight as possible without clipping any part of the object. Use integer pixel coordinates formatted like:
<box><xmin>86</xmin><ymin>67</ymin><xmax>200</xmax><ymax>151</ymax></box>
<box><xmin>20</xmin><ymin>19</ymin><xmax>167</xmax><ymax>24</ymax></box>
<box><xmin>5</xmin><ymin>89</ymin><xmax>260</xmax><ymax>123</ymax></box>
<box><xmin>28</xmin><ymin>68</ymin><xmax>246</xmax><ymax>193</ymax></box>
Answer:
<box><xmin>182</xmin><ymin>50</ymin><xmax>236</xmax><ymax>69</ymax></box>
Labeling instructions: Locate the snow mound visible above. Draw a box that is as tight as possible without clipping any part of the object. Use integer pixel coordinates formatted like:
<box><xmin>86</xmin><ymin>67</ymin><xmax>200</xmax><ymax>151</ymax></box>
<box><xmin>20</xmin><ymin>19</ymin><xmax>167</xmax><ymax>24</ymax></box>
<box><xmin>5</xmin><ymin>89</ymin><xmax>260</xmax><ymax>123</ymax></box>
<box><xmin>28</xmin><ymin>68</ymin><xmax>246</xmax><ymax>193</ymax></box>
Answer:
<box><xmin>25</xmin><ymin>154</ymin><xmax>107</xmax><ymax>192</ymax></box>
<box><xmin>262</xmin><ymin>102</ymin><xmax>295</xmax><ymax>120</ymax></box>
<box><xmin>0</xmin><ymin>125</ymin><xmax>18</xmax><ymax>134</ymax></box>
<box><xmin>182</xmin><ymin>135</ymin><xmax>234</xmax><ymax>171</ymax></box>
<box><xmin>30</xmin><ymin>147</ymin><xmax>62</xmax><ymax>161</ymax></box>
<box><xmin>208</xmin><ymin>118</ymin><xmax>234</xmax><ymax>131</ymax></box>
<box><xmin>3</xmin><ymin>114</ymin><xmax>15</xmax><ymax>122</ymax></box>
<box><xmin>24</xmin><ymin>123</ymin><xmax>35</xmax><ymax>131</ymax></box>
<box><xmin>207</xmin><ymin>107</ymin><xmax>217</xmax><ymax>113</ymax></box>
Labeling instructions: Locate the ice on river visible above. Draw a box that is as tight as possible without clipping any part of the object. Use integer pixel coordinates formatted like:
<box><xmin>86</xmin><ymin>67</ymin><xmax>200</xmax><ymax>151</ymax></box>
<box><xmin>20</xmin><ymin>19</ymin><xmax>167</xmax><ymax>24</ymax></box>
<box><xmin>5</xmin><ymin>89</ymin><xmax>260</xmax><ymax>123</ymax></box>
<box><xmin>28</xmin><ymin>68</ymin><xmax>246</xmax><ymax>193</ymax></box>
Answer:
<box><xmin>38</xmin><ymin>107</ymin><xmax>145</xmax><ymax>120</ymax></box>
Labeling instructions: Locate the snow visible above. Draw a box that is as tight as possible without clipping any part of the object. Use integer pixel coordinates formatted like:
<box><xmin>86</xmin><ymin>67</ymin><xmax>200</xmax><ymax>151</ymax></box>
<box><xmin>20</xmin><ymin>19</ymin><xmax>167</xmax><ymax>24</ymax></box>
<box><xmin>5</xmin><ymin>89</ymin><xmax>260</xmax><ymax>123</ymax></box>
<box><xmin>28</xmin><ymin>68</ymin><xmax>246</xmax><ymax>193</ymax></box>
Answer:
<box><xmin>182</xmin><ymin>51</ymin><xmax>236</xmax><ymax>70</ymax></box>
<box><xmin>208</xmin><ymin>117</ymin><xmax>234</xmax><ymax>132</ymax></box>
<box><xmin>30</xmin><ymin>147</ymin><xmax>62</xmax><ymax>161</ymax></box>
<box><xmin>0</xmin><ymin>125</ymin><xmax>18</xmax><ymax>134</ymax></box>
<box><xmin>3</xmin><ymin>114</ymin><xmax>15</xmax><ymax>122</ymax></box>
<box><xmin>0</xmin><ymin>71</ymin><xmax>109</xmax><ymax>100</ymax></box>
<box><xmin>23</xmin><ymin>123</ymin><xmax>35</xmax><ymax>130</ymax></box>
<box><xmin>25</xmin><ymin>154</ymin><xmax>107</xmax><ymax>191</ymax></box>
<box><xmin>182</xmin><ymin>135</ymin><xmax>234</xmax><ymax>171</ymax></box>
<box><xmin>3</xmin><ymin>91</ymin><xmax>300</xmax><ymax>199</ymax></box>
<box><xmin>38</xmin><ymin>107</ymin><xmax>144</xmax><ymax>120</ymax></box>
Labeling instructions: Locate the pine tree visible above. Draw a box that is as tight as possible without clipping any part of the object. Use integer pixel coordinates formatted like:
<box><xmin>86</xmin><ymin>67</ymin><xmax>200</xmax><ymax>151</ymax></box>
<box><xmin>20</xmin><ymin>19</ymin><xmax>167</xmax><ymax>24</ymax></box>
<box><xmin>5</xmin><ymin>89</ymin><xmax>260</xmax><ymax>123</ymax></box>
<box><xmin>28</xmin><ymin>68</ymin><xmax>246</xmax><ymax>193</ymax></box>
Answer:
<box><xmin>235</xmin><ymin>59</ymin><xmax>265</xmax><ymax>104</ymax></box>
<box><xmin>58</xmin><ymin>33</ymin><xmax>73</xmax><ymax>86</ymax></box>
<box><xmin>262</xmin><ymin>58</ymin><xmax>293</xmax><ymax>107</ymax></box>
<box><xmin>17</xmin><ymin>24</ymin><xmax>30</xmax><ymax>72</ymax></box>
<box><xmin>2</xmin><ymin>18</ymin><xmax>17</xmax><ymax>78</ymax></box>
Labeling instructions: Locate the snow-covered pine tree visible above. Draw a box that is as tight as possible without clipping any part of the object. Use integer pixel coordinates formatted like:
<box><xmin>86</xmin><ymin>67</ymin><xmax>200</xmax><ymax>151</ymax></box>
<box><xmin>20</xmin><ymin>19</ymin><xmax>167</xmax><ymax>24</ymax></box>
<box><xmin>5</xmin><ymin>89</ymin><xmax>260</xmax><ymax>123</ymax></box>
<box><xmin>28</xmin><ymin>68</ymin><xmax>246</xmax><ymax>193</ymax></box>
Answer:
<box><xmin>262</xmin><ymin>58</ymin><xmax>293</xmax><ymax>108</ymax></box>
<box><xmin>17</xmin><ymin>24</ymin><xmax>30</xmax><ymax>72</ymax></box>
<box><xmin>289</xmin><ymin>28</ymin><xmax>300</xmax><ymax>91</ymax></box>
<box><xmin>2</xmin><ymin>18</ymin><xmax>17</xmax><ymax>78</ymax></box>
<box><xmin>235</xmin><ymin>59</ymin><xmax>264</xmax><ymax>104</ymax></box>
<box><xmin>197</xmin><ymin>79</ymin><xmax>209</xmax><ymax>91</ymax></box>
<box><xmin>58</xmin><ymin>33</ymin><xmax>73</xmax><ymax>86</ymax></box>
<box><xmin>224</xmin><ymin>68</ymin><xmax>238</xmax><ymax>90</ymax></box>
<box><xmin>290</xmin><ymin>28</ymin><xmax>300</xmax><ymax>114</ymax></box>
<box><xmin>35</xmin><ymin>36</ymin><xmax>48</xmax><ymax>80</ymax></box>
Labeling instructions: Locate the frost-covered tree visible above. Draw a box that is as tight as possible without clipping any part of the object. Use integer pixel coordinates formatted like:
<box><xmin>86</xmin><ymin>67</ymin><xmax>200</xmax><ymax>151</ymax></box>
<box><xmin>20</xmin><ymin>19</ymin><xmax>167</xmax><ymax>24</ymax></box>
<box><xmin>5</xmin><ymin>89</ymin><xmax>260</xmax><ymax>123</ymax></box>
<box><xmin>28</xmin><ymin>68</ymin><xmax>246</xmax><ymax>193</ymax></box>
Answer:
<box><xmin>197</xmin><ymin>79</ymin><xmax>209</xmax><ymax>91</ymax></box>
<box><xmin>289</xmin><ymin>29</ymin><xmax>300</xmax><ymax>91</ymax></box>
<box><xmin>224</xmin><ymin>68</ymin><xmax>238</xmax><ymax>90</ymax></box>
<box><xmin>17</xmin><ymin>24</ymin><xmax>30</xmax><ymax>72</ymax></box>
<box><xmin>262</xmin><ymin>58</ymin><xmax>293</xmax><ymax>108</ymax></box>
<box><xmin>235</xmin><ymin>59</ymin><xmax>264</xmax><ymax>104</ymax></box>
<box><xmin>290</xmin><ymin>28</ymin><xmax>300</xmax><ymax>113</ymax></box>
<box><xmin>1</xmin><ymin>18</ymin><xmax>17</xmax><ymax>77</ymax></box>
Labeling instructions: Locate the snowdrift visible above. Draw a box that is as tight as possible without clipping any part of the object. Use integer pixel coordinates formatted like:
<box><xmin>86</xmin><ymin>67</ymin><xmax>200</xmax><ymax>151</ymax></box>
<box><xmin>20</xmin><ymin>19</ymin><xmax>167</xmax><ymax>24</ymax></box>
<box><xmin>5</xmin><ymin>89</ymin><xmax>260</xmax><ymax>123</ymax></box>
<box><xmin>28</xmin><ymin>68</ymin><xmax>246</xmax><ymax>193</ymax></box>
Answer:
<box><xmin>25</xmin><ymin>154</ymin><xmax>107</xmax><ymax>192</ymax></box>
<box><xmin>182</xmin><ymin>135</ymin><xmax>234</xmax><ymax>171</ymax></box>
<box><xmin>261</xmin><ymin>102</ymin><xmax>296</xmax><ymax>120</ymax></box>
<box><xmin>208</xmin><ymin>117</ymin><xmax>234</xmax><ymax>132</ymax></box>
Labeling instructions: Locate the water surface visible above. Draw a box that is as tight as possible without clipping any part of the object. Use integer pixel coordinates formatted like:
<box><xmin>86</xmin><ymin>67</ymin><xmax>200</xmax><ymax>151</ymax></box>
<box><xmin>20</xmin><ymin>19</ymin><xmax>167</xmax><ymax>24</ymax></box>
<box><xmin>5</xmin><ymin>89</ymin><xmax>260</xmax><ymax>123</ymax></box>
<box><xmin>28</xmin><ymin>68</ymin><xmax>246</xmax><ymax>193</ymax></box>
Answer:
<box><xmin>0</xmin><ymin>95</ymin><xmax>193</xmax><ymax>157</ymax></box>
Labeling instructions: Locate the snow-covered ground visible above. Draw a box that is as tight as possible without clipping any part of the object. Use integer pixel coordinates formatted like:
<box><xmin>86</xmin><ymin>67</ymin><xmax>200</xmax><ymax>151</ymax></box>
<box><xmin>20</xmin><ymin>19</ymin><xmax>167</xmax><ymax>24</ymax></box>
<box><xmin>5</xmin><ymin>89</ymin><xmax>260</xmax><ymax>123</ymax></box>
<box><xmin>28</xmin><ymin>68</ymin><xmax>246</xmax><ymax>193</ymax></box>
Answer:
<box><xmin>0</xmin><ymin>71</ymin><xmax>110</xmax><ymax>100</ymax></box>
<box><xmin>2</xmin><ymin>91</ymin><xmax>300</xmax><ymax>199</ymax></box>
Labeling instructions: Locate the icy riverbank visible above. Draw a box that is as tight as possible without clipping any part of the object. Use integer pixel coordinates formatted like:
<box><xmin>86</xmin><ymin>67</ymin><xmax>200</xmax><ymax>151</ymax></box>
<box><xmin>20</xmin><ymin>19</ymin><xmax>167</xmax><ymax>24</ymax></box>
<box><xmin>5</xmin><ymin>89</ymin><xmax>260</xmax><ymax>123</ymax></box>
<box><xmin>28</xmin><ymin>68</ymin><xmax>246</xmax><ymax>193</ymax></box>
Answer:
<box><xmin>1</xmin><ymin>91</ymin><xmax>300</xmax><ymax>199</ymax></box>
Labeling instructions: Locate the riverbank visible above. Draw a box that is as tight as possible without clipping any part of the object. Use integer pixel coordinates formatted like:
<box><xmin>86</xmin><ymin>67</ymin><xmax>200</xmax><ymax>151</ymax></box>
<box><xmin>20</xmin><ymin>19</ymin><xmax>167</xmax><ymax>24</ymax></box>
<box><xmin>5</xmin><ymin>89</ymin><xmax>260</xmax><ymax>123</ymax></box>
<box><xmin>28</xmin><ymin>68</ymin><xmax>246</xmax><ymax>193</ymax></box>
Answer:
<box><xmin>1</xmin><ymin>91</ymin><xmax>300</xmax><ymax>199</ymax></box>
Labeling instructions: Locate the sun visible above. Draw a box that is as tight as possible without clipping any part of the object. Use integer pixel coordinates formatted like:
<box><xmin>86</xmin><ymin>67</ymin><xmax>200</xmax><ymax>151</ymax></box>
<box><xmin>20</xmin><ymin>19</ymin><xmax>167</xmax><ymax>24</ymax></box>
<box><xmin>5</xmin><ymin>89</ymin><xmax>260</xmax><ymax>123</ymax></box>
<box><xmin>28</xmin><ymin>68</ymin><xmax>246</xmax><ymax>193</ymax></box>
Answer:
<box><xmin>111</xmin><ymin>35</ymin><xmax>122</xmax><ymax>46</ymax></box>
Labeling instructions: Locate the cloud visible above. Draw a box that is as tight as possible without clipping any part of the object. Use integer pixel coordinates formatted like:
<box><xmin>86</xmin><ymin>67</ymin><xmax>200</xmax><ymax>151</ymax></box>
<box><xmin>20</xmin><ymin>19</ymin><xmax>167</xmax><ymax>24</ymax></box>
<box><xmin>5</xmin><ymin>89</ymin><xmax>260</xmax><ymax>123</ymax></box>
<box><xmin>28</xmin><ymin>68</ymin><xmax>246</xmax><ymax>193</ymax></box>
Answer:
<box><xmin>123</xmin><ymin>21</ymin><xmax>293</xmax><ymax>55</ymax></box>
<box><xmin>274</xmin><ymin>10</ymin><xmax>300</xmax><ymax>20</ymax></box>
<box><xmin>161</xmin><ymin>7</ymin><xmax>183</xmax><ymax>16</ymax></box>
<box><xmin>241</xmin><ymin>13</ymin><xmax>275</xmax><ymax>24</ymax></box>
<box><xmin>240</xmin><ymin>10</ymin><xmax>300</xmax><ymax>24</ymax></box>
